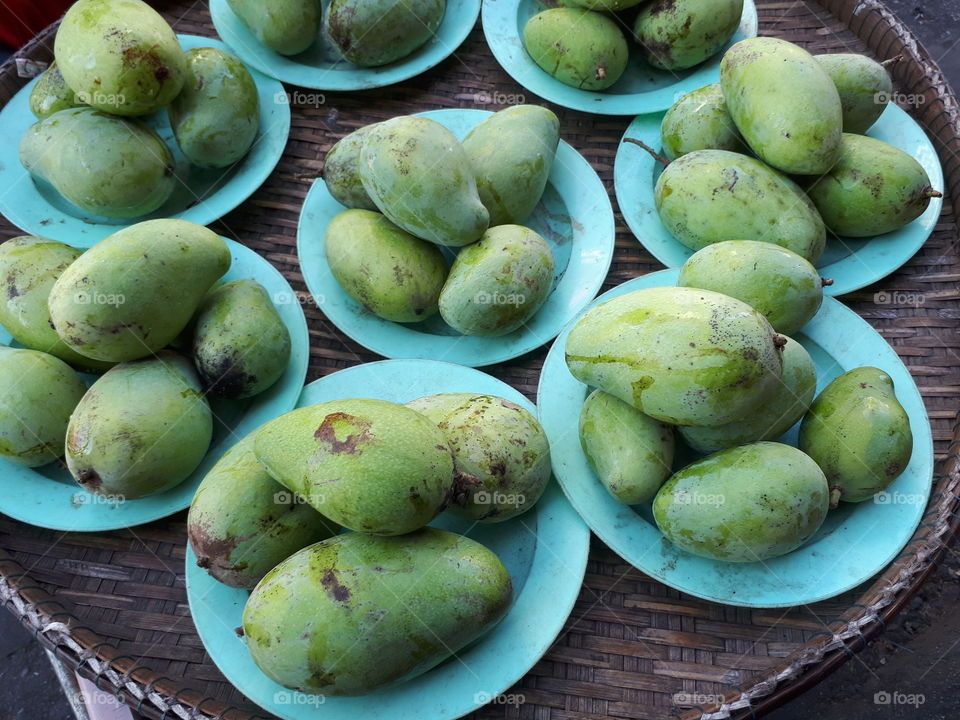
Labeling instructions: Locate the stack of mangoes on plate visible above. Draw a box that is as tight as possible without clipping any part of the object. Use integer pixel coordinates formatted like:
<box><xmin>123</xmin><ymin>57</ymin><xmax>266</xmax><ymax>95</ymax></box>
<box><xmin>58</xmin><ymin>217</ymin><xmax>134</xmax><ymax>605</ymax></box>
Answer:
<box><xmin>21</xmin><ymin>0</ymin><xmax>260</xmax><ymax>219</ymax></box>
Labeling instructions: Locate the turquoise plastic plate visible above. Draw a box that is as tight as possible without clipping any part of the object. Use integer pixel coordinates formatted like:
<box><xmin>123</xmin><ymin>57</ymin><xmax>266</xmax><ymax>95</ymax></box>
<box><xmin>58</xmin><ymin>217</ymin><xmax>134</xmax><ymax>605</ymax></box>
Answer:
<box><xmin>0</xmin><ymin>239</ymin><xmax>309</xmax><ymax>532</ymax></box>
<box><xmin>614</xmin><ymin>103</ymin><xmax>944</xmax><ymax>295</ymax></box>
<box><xmin>482</xmin><ymin>0</ymin><xmax>757</xmax><ymax>115</ymax></box>
<box><xmin>0</xmin><ymin>35</ymin><xmax>290</xmax><ymax>243</ymax></box>
<box><xmin>210</xmin><ymin>0</ymin><xmax>480</xmax><ymax>90</ymax></box>
<box><xmin>537</xmin><ymin>269</ymin><xmax>934</xmax><ymax>608</ymax></box>
<box><xmin>297</xmin><ymin>107</ymin><xmax>614</xmax><ymax>367</ymax></box>
<box><xmin>186</xmin><ymin>359</ymin><xmax>590</xmax><ymax>720</ymax></box>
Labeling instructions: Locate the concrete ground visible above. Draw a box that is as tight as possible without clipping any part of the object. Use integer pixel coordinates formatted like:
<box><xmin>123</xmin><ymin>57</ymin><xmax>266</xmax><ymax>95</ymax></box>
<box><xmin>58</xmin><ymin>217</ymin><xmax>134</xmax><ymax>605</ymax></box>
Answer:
<box><xmin>0</xmin><ymin>1</ymin><xmax>958</xmax><ymax>719</ymax></box>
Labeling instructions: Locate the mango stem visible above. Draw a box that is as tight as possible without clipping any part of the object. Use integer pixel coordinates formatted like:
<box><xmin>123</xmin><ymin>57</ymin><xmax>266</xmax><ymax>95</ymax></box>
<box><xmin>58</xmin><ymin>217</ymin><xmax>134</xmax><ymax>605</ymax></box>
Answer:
<box><xmin>828</xmin><ymin>486</ymin><xmax>843</xmax><ymax>509</ymax></box>
<box><xmin>623</xmin><ymin>138</ymin><xmax>670</xmax><ymax>167</ymax></box>
<box><xmin>821</xmin><ymin>277</ymin><xmax>834</xmax><ymax>287</ymax></box>
<box><xmin>773</xmin><ymin>334</ymin><xmax>787</xmax><ymax>349</ymax></box>
<box><xmin>881</xmin><ymin>54</ymin><xmax>903</xmax><ymax>68</ymax></box>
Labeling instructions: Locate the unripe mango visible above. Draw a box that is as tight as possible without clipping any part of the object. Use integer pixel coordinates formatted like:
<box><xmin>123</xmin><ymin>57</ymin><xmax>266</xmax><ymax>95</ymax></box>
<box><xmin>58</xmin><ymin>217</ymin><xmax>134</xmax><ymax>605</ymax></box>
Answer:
<box><xmin>815</xmin><ymin>53</ymin><xmax>892</xmax><ymax>134</ymax></box>
<box><xmin>323</xmin><ymin>125</ymin><xmax>380</xmax><ymax>210</ymax></box>
<box><xmin>326</xmin><ymin>0</ymin><xmax>445</xmax><ymax>67</ymax></box>
<box><xmin>660</xmin><ymin>83</ymin><xmax>747</xmax><ymax>160</ymax></box>
<box><xmin>29</xmin><ymin>63</ymin><xmax>82</xmax><ymax>119</ymax></box>
<box><xmin>634</xmin><ymin>0</ymin><xmax>743</xmax><ymax>71</ymax></box>
<box><xmin>227</xmin><ymin>0</ymin><xmax>321</xmax><ymax>55</ymax></box>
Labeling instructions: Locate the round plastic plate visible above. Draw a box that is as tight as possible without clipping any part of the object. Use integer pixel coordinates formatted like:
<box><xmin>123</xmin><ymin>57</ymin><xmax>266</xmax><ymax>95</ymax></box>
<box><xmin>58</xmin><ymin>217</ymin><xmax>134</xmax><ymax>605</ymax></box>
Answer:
<box><xmin>482</xmin><ymin>0</ymin><xmax>757</xmax><ymax>115</ymax></box>
<box><xmin>0</xmin><ymin>35</ymin><xmax>290</xmax><ymax>243</ymax></box>
<box><xmin>210</xmin><ymin>0</ymin><xmax>481</xmax><ymax>90</ymax></box>
<box><xmin>614</xmin><ymin>103</ymin><xmax>944</xmax><ymax>295</ymax></box>
<box><xmin>537</xmin><ymin>269</ymin><xmax>934</xmax><ymax>608</ymax></box>
<box><xmin>298</xmin><ymin>107</ymin><xmax>614</xmax><ymax>367</ymax></box>
<box><xmin>186</xmin><ymin>358</ymin><xmax>590</xmax><ymax>719</ymax></box>
<box><xmin>0</xmin><ymin>239</ymin><xmax>309</xmax><ymax>531</ymax></box>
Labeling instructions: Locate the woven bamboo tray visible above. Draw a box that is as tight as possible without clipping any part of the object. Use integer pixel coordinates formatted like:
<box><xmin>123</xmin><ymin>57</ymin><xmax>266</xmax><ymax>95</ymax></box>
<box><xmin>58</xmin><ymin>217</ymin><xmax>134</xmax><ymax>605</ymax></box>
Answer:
<box><xmin>0</xmin><ymin>1</ymin><xmax>958</xmax><ymax>718</ymax></box>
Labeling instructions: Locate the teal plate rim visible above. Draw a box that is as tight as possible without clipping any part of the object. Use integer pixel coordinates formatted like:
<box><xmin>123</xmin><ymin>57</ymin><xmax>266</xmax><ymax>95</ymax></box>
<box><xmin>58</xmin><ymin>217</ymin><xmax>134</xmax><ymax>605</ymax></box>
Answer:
<box><xmin>0</xmin><ymin>34</ymin><xmax>290</xmax><ymax>243</ymax></box>
<box><xmin>613</xmin><ymin>103</ymin><xmax>945</xmax><ymax>295</ymax></box>
<box><xmin>185</xmin><ymin>358</ymin><xmax>591</xmax><ymax>720</ymax></box>
<box><xmin>481</xmin><ymin>0</ymin><xmax>758</xmax><ymax>116</ymax></box>
<box><xmin>209</xmin><ymin>0</ymin><xmax>481</xmax><ymax>91</ymax></box>
<box><xmin>537</xmin><ymin>268</ymin><xmax>934</xmax><ymax>608</ymax></box>
<box><xmin>296</xmin><ymin>107</ymin><xmax>615</xmax><ymax>368</ymax></box>
<box><xmin>0</xmin><ymin>238</ymin><xmax>309</xmax><ymax>532</ymax></box>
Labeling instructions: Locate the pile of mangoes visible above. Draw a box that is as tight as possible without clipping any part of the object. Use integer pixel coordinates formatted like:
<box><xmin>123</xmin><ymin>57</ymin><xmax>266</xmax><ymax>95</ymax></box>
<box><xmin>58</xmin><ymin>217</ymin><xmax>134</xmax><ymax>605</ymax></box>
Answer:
<box><xmin>189</xmin><ymin>392</ymin><xmax>552</xmax><ymax>694</ymax></box>
<box><xmin>227</xmin><ymin>0</ymin><xmax>445</xmax><ymax>66</ymax></box>
<box><xmin>524</xmin><ymin>0</ymin><xmax>744</xmax><ymax>91</ymax></box>
<box><xmin>0</xmin><ymin>219</ymin><xmax>291</xmax><ymax>499</ymax></box>
<box><xmin>21</xmin><ymin>0</ymin><xmax>260</xmax><ymax>219</ymax></box>
<box><xmin>319</xmin><ymin>105</ymin><xmax>561</xmax><ymax>336</ymax></box>
<box><xmin>654</xmin><ymin>37</ymin><xmax>941</xmax><ymax>253</ymax></box>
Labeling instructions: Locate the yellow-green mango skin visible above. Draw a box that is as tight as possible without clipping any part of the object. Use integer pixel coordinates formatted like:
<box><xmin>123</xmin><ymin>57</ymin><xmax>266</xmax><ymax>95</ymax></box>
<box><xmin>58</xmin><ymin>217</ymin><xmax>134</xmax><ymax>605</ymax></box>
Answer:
<box><xmin>634</xmin><ymin>0</ymin><xmax>743</xmax><ymax>71</ymax></box>
<box><xmin>191</xmin><ymin>279</ymin><xmax>291</xmax><ymax>399</ymax></box>
<box><xmin>325</xmin><ymin>210</ymin><xmax>448</xmax><ymax>322</ymax></box>
<box><xmin>323</xmin><ymin>125</ymin><xmax>380</xmax><ymax>210</ymax></box>
<box><xmin>168</xmin><ymin>48</ymin><xmax>259</xmax><ymax>169</ymax></box>
<box><xmin>29</xmin><ymin>63</ymin><xmax>83</xmax><ymax>119</ymax></box>
<box><xmin>720</xmin><ymin>37</ymin><xmax>842</xmax><ymax>174</ymax></box>
<box><xmin>799</xmin><ymin>367</ymin><xmax>912</xmax><ymax>504</ymax></box>
<box><xmin>326</xmin><ymin>0</ymin><xmax>445</xmax><ymax>67</ymax></box>
<box><xmin>654</xmin><ymin>442</ymin><xmax>828</xmax><ymax>562</ymax></box>
<box><xmin>654</xmin><ymin>149</ymin><xmax>826</xmax><ymax>263</ymax></box>
<box><xmin>806</xmin><ymin>134</ymin><xmax>940</xmax><ymax>238</ymax></box>
<box><xmin>65</xmin><ymin>351</ymin><xmax>212</xmax><ymax>498</ymax></box>
<box><xmin>187</xmin><ymin>433</ymin><xmax>339</xmax><ymax>589</ymax></box>
<box><xmin>54</xmin><ymin>0</ymin><xmax>186</xmax><ymax>116</ymax></box>
<box><xmin>579</xmin><ymin>389</ymin><xmax>674</xmax><ymax>504</ymax></box>
<box><xmin>523</xmin><ymin>9</ymin><xmax>628</xmax><ymax>91</ymax></box>
<box><xmin>253</xmin><ymin>399</ymin><xmax>454</xmax><ymax>535</ymax></box>
<box><xmin>439</xmin><ymin>225</ymin><xmax>554</xmax><ymax>337</ymax></box>
<box><xmin>815</xmin><ymin>53</ymin><xmax>892</xmax><ymax>134</ymax></box>
<box><xmin>20</xmin><ymin>108</ymin><xmax>175</xmax><ymax>220</ymax></box>
<box><xmin>678</xmin><ymin>240</ymin><xmax>824</xmax><ymax>334</ymax></box>
<box><xmin>462</xmin><ymin>105</ymin><xmax>560</xmax><ymax>227</ymax></box>
<box><xmin>359</xmin><ymin>116</ymin><xmax>489</xmax><ymax>247</ymax></box>
<box><xmin>565</xmin><ymin>286</ymin><xmax>784</xmax><ymax>427</ymax></box>
<box><xmin>49</xmin><ymin>219</ymin><xmax>231</xmax><ymax>363</ymax></box>
<box><xmin>680</xmin><ymin>336</ymin><xmax>815</xmax><ymax>453</ymax></box>
<box><xmin>0</xmin><ymin>346</ymin><xmax>87</xmax><ymax>467</ymax></box>
<box><xmin>0</xmin><ymin>237</ymin><xmax>113</xmax><ymax>372</ymax></box>
<box><xmin>226</xmin><ymin>0</ymin><xmax>320</xmax><ymax>55</ymax></box>
<box><xmin>242</xmin><ymin>528</ymin><xmax>512</xmax><ymax>695</ymax></box>
<box><xmin>406</xmin><ymin>393</ymin><xmax>552</xmax><ymax>522</ymax></box>
<box><xmin>660</xmin><ymin>83</ymin><xmax>748</xmax><ymax>161</ymax></box>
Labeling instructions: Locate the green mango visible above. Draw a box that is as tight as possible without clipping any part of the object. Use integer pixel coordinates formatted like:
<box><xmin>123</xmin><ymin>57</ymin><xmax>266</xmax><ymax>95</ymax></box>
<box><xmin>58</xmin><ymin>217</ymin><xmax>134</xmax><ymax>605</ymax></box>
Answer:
<box><xmin>799</xmin><ymin>367</ymin><xmax>913</xmax><ymax>505</ymax></box>
<box><xmin>0</xmin><ymin>346</ymin><xmax>86</xmax><ymax>467</ymax></box>
<box><xmin>680</xmin><ymin>336</ymin><xmax>816</xmax><ymax>453</ymax></box>
<box><xmin>720</xmin><ymin>37</ymin><xmax>842</xmax><ymax>174</ymax></box>
<box><xmin>323</xmin><ymin>125</ymin><xmax>380</xmax><ymax>210</ymax></box>
<box><xmin>29</xmin><ymin>62</ymin><xmax>82</xmax><ymax>119</ymax></box>
<box><xmin>579</xmin><ymin>389</ymin><xmax>674</xmax><ymax>504</ymax></box>
<box><xmin>439</xmin><ymin>225</ymin><xmax>554</xmax><ymax>337</ymax></box>
<box><xmin>359</xmin><ymin>116</ymin><xmax>489</xmax><ymax>247</ymax></box>
<box><xmin>242</xmin><ymin>528</ymin><xmax>512</xmax><ymax>695</ymax></box>
<box><xmin>20</xmin><ymin>108</ymin><xmax>175</xmax><ymax>219</ymax></box>
<box><xmin>462</xmin><ymin>105</ymin><xmax>560</xmax><ymax>226</ymax></box>
<box><xmin>406</xmin><ymin>393</ymin><xmax>551</xmax><ymax>522</ymax></box>
<box><xmin>653</xmin><ymin>442</ymin><xmax>829</xmax><ymax>562</ymax></box>
<box><xmin>253</xmin><ymin>399</ymin><xmax>455</xmax><ymax>535</ymax></box>
<box><xmin>168</xmin><ymin>47</ymin><xmax>259</xmax><ymax>169</ymax></box>
<box><xmin>326</xmin><ymin>0</ymin><xmax>445</xmax><ymax>67</ymax></box>
<box><xmin>49</xmin><ymin>219</ymin><xmax>230</xmax><ymax>362</ymax></box>
<box><xmin>0</xmin><ymin>237</ymin><xmax>112</xmax><ymax>372</ymax></box>
<box><xmin>188</xmin><ymin>433</ymin><xmax>339</xmax><ymax>589</ymax></box>
<box><xmin>806</xmin><ymin>133</ymin><xmax>941</xmax><ymax>237</ymax></box>
<box><xmin>660</xmin><ymin>83</ymin><xmax>747</xmax><ymax>160</ymax></box>
<box><xmin>54</xmin><ymin>0</ymin><xmax>186</xmax><ymax>116</ymax></box>
<box><xmin>192</xmin><ymin>279</ymin><xmax>291</xmax><ymax>399</ymax></box>
<box><xmin>815</xmin><ymin>53</ymin><xmax>892</xmax><ymax>134</ymax></box>
<box><xmin>227</xmin><ymin>0</ymin><xmax>321</xmax><ymax>55</ymax></box>
<box><xmin>634</xmin><ymin>0</ymin><xmax>743</xmax><ymax>71</ymax></box>
<box><xmin>65</xmin><ymin>351</ymin><xmax>212</xmax><ymax>498</ymax></box>
<box><xmin>565</xmin><ymin>286</ymin><xmax>784</xmax><ymax>427</ymax></box>
<box><xmin>523</xmin><ymin>9</ymin><xmax>628</xmax><ymax>91</ymax></box>
<box><xmin>654</xmin><ymin>149</ymin><xmax>826</xmax><ymax>263</ymax></box>
<box><xmin>677</xmin><ymin>240</ymin><xmax>826</xmax><ymax>334</ymax></box>
<box><xmin>325</xmin><ymin>209</ymin><xmax>447</xmax><ymax>322</ymax></box>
